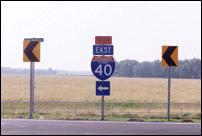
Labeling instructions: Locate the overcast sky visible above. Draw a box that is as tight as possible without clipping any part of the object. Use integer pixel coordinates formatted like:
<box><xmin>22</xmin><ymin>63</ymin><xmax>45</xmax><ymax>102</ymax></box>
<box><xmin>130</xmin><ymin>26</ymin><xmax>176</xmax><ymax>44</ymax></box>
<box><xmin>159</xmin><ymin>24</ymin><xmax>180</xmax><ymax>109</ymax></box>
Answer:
<box><xmin>1</xmin><ymin>1</ymin><xmax>201</xmax><ymax>71</ymax></box>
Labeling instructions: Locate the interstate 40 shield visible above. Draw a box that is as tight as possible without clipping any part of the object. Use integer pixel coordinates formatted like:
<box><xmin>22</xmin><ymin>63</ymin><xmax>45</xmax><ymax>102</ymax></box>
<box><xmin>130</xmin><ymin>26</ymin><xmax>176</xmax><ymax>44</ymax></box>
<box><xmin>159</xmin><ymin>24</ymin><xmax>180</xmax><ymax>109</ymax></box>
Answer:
<box><xmin>91</xmin><ymin>56</ymin><xmax>115</xmax><ymax>80</ymax></box>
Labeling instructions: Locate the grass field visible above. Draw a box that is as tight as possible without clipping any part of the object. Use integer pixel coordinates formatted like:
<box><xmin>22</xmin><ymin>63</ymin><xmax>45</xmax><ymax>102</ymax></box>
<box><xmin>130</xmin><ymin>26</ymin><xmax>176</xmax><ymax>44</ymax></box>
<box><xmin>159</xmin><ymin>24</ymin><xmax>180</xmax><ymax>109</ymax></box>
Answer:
<box><xmin>1</xmin><ymin>75</ymin><xmax>201</xmax><ymax>103</ymax></box>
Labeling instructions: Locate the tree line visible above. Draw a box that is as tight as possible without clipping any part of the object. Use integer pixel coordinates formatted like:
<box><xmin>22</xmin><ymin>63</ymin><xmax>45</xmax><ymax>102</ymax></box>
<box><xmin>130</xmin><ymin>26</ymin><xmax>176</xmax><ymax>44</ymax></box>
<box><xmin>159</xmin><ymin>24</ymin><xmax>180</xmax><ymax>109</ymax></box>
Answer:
<box><xmin>1</xmin><ymin>58</ymin><xmax>201</xmax><ymax>78</ymax></box>
<box><xmin>1</xmin><ymin>67</ymin><xmax>57</xmax><ymax>75</ymax></box>
<box><xmin>113</xmin><ymin>58</ymin><xmax>201</xmax><ymax>79</ymax></box>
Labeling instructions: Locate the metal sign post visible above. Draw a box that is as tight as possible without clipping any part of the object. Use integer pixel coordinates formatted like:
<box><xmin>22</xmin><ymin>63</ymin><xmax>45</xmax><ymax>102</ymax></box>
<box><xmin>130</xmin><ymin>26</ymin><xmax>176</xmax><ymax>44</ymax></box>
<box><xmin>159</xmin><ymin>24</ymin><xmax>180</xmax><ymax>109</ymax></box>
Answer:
<box><xmin>91</xmin><ymin>36</ymin><xmax>115</xmax><ymax>121</ymax></box>
<box><xmin>101</xmin><ymin>95</ymin><xmax>104</xmax><ymax>120</ymax></box>
<box><xmin>24</xmin><ymin>37</ymin><xmax>44</xmax><ymax>119</ymax></box>
<box><xmin>162</xmin><ymin>46</ymin><xmax>178</xmax><ymax>121</ymax></box>
<box><xmin>167</xmin><ymin>67</ymin><xmax>171</xmax><ymax>121</ymax></box>
<box><xmin>95</xmin><ymin>80</ymin><xmax>110</xmax><ymax>121</ymax></box>
<box><xmin>30</xmin><ymin>62</ymin><xmax>35</xmax><ymax>118</ymax></box>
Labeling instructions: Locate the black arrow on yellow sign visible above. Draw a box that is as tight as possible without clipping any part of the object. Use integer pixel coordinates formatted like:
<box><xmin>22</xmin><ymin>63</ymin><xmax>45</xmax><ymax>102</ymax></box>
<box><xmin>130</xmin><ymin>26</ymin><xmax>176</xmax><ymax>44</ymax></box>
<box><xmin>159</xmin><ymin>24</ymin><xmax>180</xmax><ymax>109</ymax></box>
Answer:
<box><xmin>162</xmin><ymin>46</ymin><xmax>178</xmax><ymax>67</ymax></box>
<box><xmin>24</xmin><ymin>41</ymin><xmax>39</xmax><ymax>61</ymax></box>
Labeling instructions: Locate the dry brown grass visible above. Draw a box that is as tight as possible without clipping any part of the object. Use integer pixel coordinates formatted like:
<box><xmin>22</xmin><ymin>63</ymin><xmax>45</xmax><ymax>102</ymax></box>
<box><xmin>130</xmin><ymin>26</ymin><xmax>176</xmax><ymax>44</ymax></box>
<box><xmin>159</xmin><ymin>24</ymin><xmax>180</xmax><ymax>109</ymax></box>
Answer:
<box><xmin>1</xmin><ymin>75</ymin><xmax>201</xmax><ymax>103</ymax></box>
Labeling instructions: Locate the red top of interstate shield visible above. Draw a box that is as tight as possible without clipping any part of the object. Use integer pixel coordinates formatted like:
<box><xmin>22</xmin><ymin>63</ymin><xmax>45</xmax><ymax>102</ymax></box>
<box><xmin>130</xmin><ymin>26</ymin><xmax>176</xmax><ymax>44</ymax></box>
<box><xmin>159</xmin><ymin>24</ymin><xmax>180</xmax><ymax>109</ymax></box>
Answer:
<box><xmin>92</xmin><ymin>56</ymin><xmax>115</xmax><ymax>61</ymax></box>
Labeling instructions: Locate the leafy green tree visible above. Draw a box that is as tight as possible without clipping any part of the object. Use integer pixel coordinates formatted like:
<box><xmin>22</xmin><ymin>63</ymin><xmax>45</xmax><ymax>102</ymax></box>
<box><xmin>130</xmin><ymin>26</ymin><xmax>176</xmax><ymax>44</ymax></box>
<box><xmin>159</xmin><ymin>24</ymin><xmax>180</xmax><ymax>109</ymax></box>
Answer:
<box><xmin>190</xmin><ymin>58</ymin><xmax>201</xmax><ymax>78</ymax></box>
<box><xmin>119</xmin><ymin>59</ymin><xmax>139</xmax><ymax>77</ymax></box>
<box><xmin>113</xmin><ymin>61</ymin><xmax>122</xmax><ymax>77</ymax></box>
<box><xmin>151</xmin><ymin>59</ymin><xmax>162</xmax><ymax>78</ymax></box>
<box><xmin>133</xmin><ymin>61</ymin><xmax>153</xmax><ymax>77</ymax></box>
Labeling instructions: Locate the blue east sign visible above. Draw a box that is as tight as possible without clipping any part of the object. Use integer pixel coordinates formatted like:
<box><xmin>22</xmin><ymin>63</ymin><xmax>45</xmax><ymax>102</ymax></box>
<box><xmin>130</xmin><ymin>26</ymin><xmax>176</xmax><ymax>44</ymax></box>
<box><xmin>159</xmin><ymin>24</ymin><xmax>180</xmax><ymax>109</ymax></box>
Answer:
<box><xmin>93</xmin><ymin>45</ymin><xmax>113</xmax><ymax>55</ymax></box>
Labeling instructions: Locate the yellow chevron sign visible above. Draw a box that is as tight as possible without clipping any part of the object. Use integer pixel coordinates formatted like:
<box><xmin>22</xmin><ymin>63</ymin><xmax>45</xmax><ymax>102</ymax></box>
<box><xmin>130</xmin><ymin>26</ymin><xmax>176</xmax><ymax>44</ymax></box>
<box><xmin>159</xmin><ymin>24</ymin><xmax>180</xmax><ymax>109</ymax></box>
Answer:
<box><xmin>162</xmin><ymin>46</ymin><xmax>178</xmax><ymax>67</ymax></box>
<box><xmin>23</xmin><ymin>40</ymin><xmax>40</xmax><ymax>62</ymax></box>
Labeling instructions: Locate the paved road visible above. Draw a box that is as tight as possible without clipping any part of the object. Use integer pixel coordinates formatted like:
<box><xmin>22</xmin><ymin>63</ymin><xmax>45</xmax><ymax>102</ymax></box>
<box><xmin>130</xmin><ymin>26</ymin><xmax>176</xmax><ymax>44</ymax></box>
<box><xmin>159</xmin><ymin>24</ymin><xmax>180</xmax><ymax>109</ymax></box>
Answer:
<box><xmin>1</xmin><ymin>119</ymin><xmax>201</xmax><ymax>135</ymax></box>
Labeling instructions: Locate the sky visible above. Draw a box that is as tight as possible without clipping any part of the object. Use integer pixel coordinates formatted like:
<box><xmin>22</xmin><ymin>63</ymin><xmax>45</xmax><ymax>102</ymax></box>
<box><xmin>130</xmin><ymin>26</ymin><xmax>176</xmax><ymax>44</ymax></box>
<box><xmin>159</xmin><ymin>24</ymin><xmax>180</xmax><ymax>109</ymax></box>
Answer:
<box><xmin>1</xmin><ymin>1</ymin><xmax>201</xmax><ymax>71</ymax></box>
